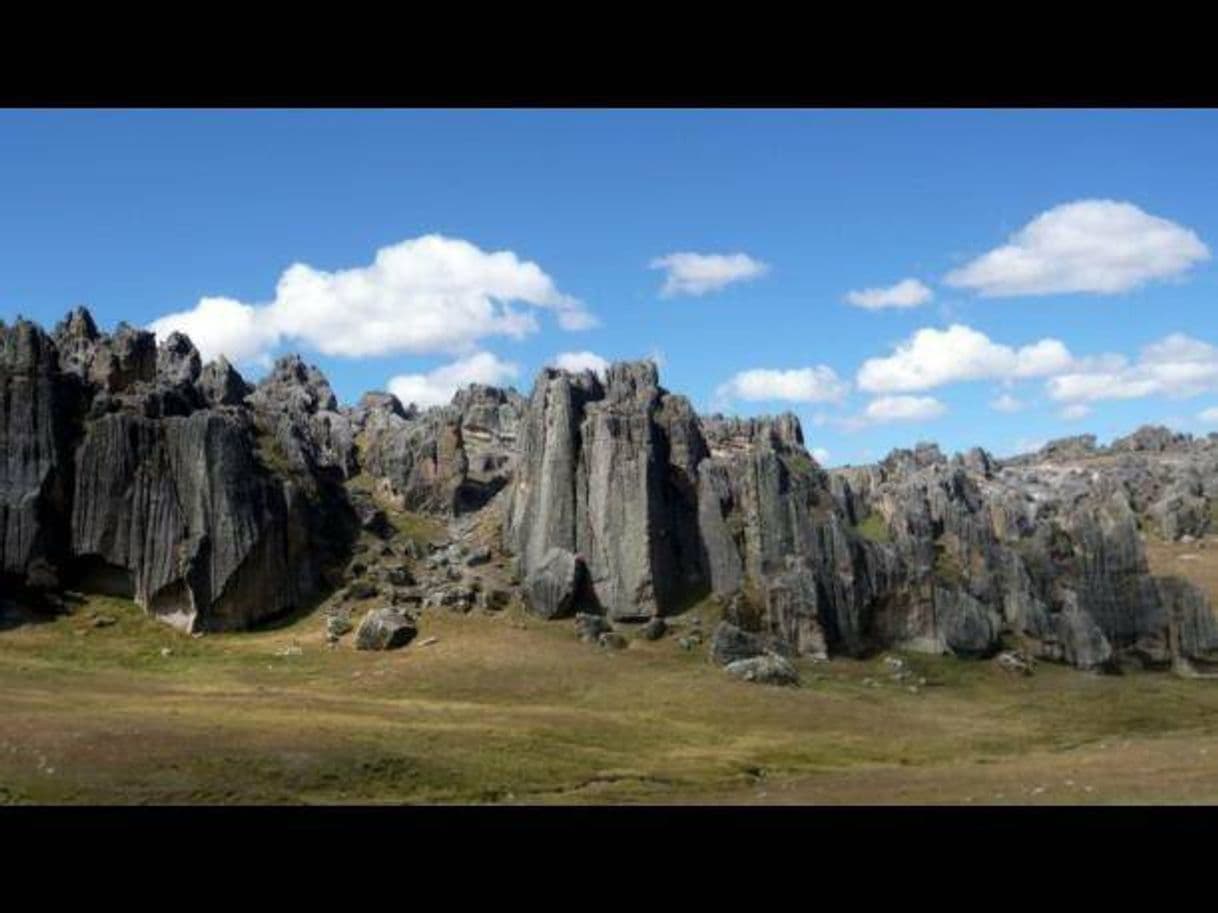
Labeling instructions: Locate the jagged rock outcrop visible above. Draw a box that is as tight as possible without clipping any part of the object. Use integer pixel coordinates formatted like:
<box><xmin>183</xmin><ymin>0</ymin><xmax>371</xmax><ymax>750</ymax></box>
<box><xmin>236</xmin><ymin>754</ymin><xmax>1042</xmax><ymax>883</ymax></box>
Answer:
<box><xmin>353</xmin><ymin>384</ymin><xmax>523</xmax><ymax>514</ymax></box>
<box><xmin>247</xmin><ymin>354</ymin><xmax>358</xmax><ymax>480</ymax></box>
<box><xmin>6</xmin><ymin>308</ymin><xmax>1218</xmax><ymax>675</ymax></box>
<box><xmin>198</xmin><ymin>355</ymin><xmax>250</xmax><ymax>407</ymax></box>
<box><xmin>71</xmin><ymin>408</ymin><xmax>318</xmax><ymax>630</ymax></box>
<box><xmin>496</xmin><ymin>361</ymin><xmax>1218</xmax><ymax>671</ymax></box>
<box><xmin>2</xmin><ymin>309</ymin><xmax>353</xmax><ymax>631</ymax></box>
<box><xmin>1</xmin><ymin>319</ymin><xmax>79</xmax><ymax>590</ymax></box>
<box><xmin>504</xmin><ymin>362</ymin><xmax>707</xmax><ymax>621</ymax></box>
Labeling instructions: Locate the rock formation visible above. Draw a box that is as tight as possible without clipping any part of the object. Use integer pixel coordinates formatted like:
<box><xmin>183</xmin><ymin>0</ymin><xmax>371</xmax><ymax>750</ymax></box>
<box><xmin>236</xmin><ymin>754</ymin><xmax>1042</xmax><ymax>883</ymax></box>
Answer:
<box><xmin>1</xmin><ymin>310</ymin><xmax>355</xmax><ymax>631</ymax></box>
<box><xmin>4</xmin><ymin>307</ymin><xmax>1217</xmax><ymax>676</ymax></box>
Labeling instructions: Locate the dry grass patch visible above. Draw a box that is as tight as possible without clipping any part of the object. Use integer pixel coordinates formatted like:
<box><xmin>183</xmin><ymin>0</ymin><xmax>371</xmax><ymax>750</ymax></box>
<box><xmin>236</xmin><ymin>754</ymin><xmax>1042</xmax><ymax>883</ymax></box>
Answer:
<box><xmin>5</xmin><ymin>588</ymin><xmax>1218</xmax><ymax>804</ymax></box>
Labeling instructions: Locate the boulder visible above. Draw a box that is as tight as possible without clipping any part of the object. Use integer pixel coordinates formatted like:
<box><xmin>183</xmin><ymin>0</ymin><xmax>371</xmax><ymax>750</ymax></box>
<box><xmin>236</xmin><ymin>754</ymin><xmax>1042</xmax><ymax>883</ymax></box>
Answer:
<box><xmin>524</xmin><ymin>548</ymin><xmax>585</xmax><ymax>619</ymax></box>
<box><xmin>575</xmin><ymin>612</ymin><xmax>611</xmax><ymax>643</ymax></box>
<box><xmin>724</xmin><ymin>653</ymin><xmax>800</xmax><ymax>686</ymax></box>
<box><xmin>708</xmin><ymin>621</ymin><xmax>786</xmax><ymax>666</ymax></box>
<box><xmin>354</xmin><ymin>607</ymin><xmax>417</xmax><ymax>650</ymax></box>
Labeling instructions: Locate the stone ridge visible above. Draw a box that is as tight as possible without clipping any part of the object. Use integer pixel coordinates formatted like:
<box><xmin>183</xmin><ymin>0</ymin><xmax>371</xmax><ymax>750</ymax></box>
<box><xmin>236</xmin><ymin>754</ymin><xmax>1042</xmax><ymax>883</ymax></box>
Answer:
<box><xmin>4</xmin><ymin>307</ymin><xmax>1218</xmax><ymax>676</ymax></box>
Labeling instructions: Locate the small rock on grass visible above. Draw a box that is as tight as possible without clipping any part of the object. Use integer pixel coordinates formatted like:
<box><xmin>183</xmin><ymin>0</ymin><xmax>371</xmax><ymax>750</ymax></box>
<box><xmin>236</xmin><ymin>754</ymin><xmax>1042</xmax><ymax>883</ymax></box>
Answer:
<box><xmin>723</xmin><ymin>653</ymin><xmax>799</xmax><ymax>686</ymax></box>
<box><xmin>598</xmin><ymin>632</ymin><xmax>628</xmax><ymax>650</ymax></box>
<box><xmin>575</xmin><ymin>612</ymin><xmax>612</xmax><ymax>643</ymax></box>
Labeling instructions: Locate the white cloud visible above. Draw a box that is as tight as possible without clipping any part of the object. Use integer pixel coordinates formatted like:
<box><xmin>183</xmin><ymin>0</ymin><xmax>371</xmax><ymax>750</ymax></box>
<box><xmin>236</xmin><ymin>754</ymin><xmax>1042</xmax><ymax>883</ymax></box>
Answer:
<box><xmin>148</xmin><ymin>296</ymin><xmax>281</xmax><ymax>368</ymax></box>
<box><xmin>716</xmin><ymin>366</ymin><xmax>849</xmax><ymax>404</ymax></box>
<box><xmin>845</xmin><ymin>278</ymin><xmax>933</xmax><ymax>310</ymax></box>
<box><xmin>990</xmin><ymin>392</ymin><xmax>1026</xmax><ymax>413</ymax></box>
<box><xmin>857</xmin><ymin>324</ymin><xmax>1073</xmax><ymax>393</ymax></box>
<box><xmin>944</xmin><ymin>199</ymin><xmax>1210</xmax><ymax>297</ymax></box>
<box><xmin>148</xmin><ymin>235</ymin><xmax>594</xmax><ymax>366</ymax></box>
<box><xmin>386</xmin><ymin>351</ymin><xmax>519</xmax><ymax>409</ymax></box>
<box><xmin>1059</xmin><ymin>403</ymin><xmax>1092</xmax><ymax>421</ymax></box>
<box><xmin>1046</xmin><ymin>333</ymin><xmax>1218</xmax><ymax>404</ymax></box>
<box><xmin>1198</xmin><ymin>406</ymin><xmax>1218</xmax><ymax>425</ymax></box>
<box><xmin>864</xmin><ymin>395</ymin><xmax>947</xmax><ymax>423</ymax></box>
<box><xmin>812</xmin><ymin>447</ymin><xmax>831</xmax><ymax>465</ymax></box>
<box><xmin>650</xmin><ymin>252</ymin><xmax>769</xmax><ymax>297</ymax></box>
<box><xmin>551</xmin><ymin>350</ymin><xmax>610</xmax><ymax>377</ymax></box>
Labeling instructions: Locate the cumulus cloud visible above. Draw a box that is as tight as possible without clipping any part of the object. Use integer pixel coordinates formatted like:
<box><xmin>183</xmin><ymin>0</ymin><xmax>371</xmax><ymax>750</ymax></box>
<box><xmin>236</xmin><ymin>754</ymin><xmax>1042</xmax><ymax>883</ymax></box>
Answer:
<box><xmin>864</xmin><ymin>395</ymin><xmax>947</xmax><ymax>423</ymax></box>
<box><xmin>990</xmin><ymin>392</ymin><xmax>1026</xmax><ymax>413</ymax></box>
<box><xmin>551</xmin><ymin>350</ymin><xmax>610</xmax><ymax>377</ymax></box>
<box><xmin>845</xmin><ymin>278</ymin><xmax>933</xmax><ymax>310</ymax></box>
<box><xmin>148</xmin><ymin>235</ymin><xmax>594</xmax><ymax>366</ymax></box>
<box><xmin>1046</xmin><ymin>333</ymin><xmax>1218</xmax><ymax>404</ymax></box>
<box><xmin>1198</xmin><ymin>406</ymin><xmax>1218</xmax><ymax>425</ymax></box>
<box><xmin>857</xmin><ymin>324</ymin><xmax>1073</xmax><ymax>393</ymax></box>
<box><xmin>812</xmin><ymin>447</ymin><xmax>831</xmax><ymax>465</ymax></box>
<box><xmin>148</xmin><ymin>296</ymin><xmax>281</xmax><ymax>367</ymax></box>
<box><xmin>386</xmin><ymin>351</ymin><xmax>519</xmax><ymax>409</ymax></box>
<box><xmin>715</xmin><ymin>365</ymin><xmax>850</xmax><ymax>404</ymax></box>
<box><xmin>650</xmin><ymin>252</ymin><xmax>769</xmax><ymax>297</ymax></box>
<box><xmin>830</xmin><ymin>395</ymin><xmax>948</xmax><ymax>432</ymax></box>
<box><xmin>944</xmin><ymin>199</ymin><xmax>1210</xmax><ymax>297</ymax></box>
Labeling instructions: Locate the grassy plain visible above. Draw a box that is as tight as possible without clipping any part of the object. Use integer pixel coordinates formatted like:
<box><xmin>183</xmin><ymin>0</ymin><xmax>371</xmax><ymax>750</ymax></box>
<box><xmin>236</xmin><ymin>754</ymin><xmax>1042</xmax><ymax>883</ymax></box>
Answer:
<box><xmin>2</xmin><ymin>533</ymin><xmax>1218</xmax><ymax>805</ymax></box>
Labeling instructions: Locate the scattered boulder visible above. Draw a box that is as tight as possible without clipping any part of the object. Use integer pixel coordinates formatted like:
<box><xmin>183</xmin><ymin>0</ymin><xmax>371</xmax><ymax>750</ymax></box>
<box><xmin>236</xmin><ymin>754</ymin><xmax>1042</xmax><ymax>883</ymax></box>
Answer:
<box><xmin>598</xmin><ymin>631</ymin><xmax>628</xmax><ymax>650</ymax></box>
<box><xmin>465</xmin><ymin>546</ymin><xmax>492</xmax><ymax>567</ymax></box>
<box><xmin>640</xmin><ymin>617</ymin><xmax>668</xmax><ymax>641</ymax></box>
<box><xmin>724</xmin><ymin>653</ymin><xmax>800</xmax><ymax>686</ymax></box>
<box><xmin>575</xmin><ymin>612</ymin><xmax>612</xmax><ymax>644</ymax></box>
<box><xmin>708</xmin><ymin>621</ymin><xmax>783</xmax><ymax>666</ymax></box>
<box><xmin>354</xmin><ymin>607</ymin><xmax>417</xmax><ymax>651</ymax></box>
<box><xmin>995</xmin><ymin>650</ymin><xmax>1035</xmax><ymax>676</ymax></box>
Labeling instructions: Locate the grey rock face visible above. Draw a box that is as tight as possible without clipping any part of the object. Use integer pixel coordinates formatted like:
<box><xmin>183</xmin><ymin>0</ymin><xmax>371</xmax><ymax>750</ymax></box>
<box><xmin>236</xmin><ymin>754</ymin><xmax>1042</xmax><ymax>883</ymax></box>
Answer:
<box><xmin>70</xmin><ymin>410</ymin><xmax>317</xmax><ymax>631</ymax></box>
<box><xmin>157</xmin><ymin>332</ymin><xmax>202</xmax><ymax>390</ymax></box>
<box><xmin>1</xmin><ymin>319</ymin><xmax>77</xmax><ymax>589</ymax></box>
<box><xmin>197</xmin><ymin>356</ymin><xmax>250</xmax><ymax>407</ymax></box>
<box><xmin>762</xmin><ymin>561</ymin><xmax>828</xmax><ymax>660</ymax></box>
<box><xmin>3</xmin><ymin>309</ymin><xmax>351</xmax><ymax>631</ymax></box>
<box><xmin>935</xmin><ymin>587</ymin><xmax>1002</xmax><ymax>657</ymax></box>
<box><xmin>247</xmin><ymin>354</ymin><xmax>357</xmax><ymax>480</ymax></box>
<box><xmin>524</xmin><ymin>547</ymin><xmax>585</xmax><ymax>619</ymax></box>
<box><xmin>1111</xmin><ymin>425</ymin><xmax>1192</xmax><ymax>454</ymax></box>
<box><xmin>505</xmin><ymin>362</ymin><xmax>707</xmax><ymax>621</ymax></box>
<box><xmin>724</xmin><ymin>653</ymin><xmax>800</xmax><ymax>686</ymax></box>
<box><xmin>10</xmin><ymin>309</ymin><xmax>1218</xmax><ymax>678</ymax></box>
<box><xmin>354</xmin><ymin>383</ymin><xmax>523</xmax><ymax>514</ymax></box>
<box><xmin>354</xmin><ymin>607</ymin><xmax>417</xmax><ymax>650</ymax></box>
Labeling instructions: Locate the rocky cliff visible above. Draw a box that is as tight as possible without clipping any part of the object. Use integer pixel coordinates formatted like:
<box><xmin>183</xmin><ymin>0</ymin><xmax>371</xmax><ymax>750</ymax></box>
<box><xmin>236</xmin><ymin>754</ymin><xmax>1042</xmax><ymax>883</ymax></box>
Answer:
<box><xmin>4</xmin><ymin>308</ymin><xmax>1217</xmax><ymax>674</ymax></box>
<box><xmin>1</xmin><ymin>310</ymin><xmax>355</xmax><ymax>631</ymax></box>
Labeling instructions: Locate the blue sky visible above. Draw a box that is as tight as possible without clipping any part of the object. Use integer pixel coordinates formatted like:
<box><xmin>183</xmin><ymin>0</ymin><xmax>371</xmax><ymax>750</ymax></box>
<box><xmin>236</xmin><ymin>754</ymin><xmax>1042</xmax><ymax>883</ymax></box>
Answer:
<box><xmin>4</xmin><ymin>108</ymin><xmax>1218</xmax><ymax>466</ymax></box>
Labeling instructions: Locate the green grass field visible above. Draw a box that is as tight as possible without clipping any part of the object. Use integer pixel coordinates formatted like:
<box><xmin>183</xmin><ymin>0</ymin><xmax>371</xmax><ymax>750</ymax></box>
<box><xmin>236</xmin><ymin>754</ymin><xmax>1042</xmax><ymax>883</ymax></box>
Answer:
<box><xmin>2</xmin><ymin>534</ymin><xmax>1218</xmax><ymax>805</ymax></box>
